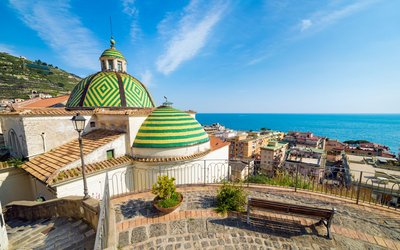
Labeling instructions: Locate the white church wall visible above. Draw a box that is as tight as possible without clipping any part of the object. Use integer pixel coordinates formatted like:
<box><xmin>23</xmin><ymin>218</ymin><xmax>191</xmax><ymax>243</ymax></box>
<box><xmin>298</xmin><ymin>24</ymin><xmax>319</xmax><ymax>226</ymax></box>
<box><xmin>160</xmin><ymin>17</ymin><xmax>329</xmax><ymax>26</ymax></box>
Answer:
<box><xmin>128</xmin><ymin>116</ymin><xmax>147</xmax><ymax>146</ymax></box>
<box><xmin>95</xmin><ymin>114</ymin><xmax>129</xmax><ymax>132</ymax></box>
<box><xmin>0</xmin><ymin>167</ymin><xmax>34</xmax><ymax>205</ymax></box>
<box><xmin>31</xmin><ymin>178</ymin><xmax>57</xmax><ymax>201</ymax></box>
<box><xmin>55</xmin><ymin>164</ymin><xmax>131</xmax><ymax>199</ymax></box>
<box><xmin>0</xmin><ymin>116</ymin><xmax>26</xmax><ymax>158</ymax></box>
<box><xmin>62</xmin><ymin>134</ymin><xmax>127</xmax><ymax>171</ymax></box>
<box><xmin>0</xmin><ymin>114</ymin><xmax>96</xmax><ymax>159</ymax></box>
<box><xmin>129</xmin><ymin>145</ymin><xmax>230</xmax><ymax>192</ymax></box>
<box><xmin>0</xmin><ymin>202</ymin><xmax>8</xmax><ymax>250</ymax></box>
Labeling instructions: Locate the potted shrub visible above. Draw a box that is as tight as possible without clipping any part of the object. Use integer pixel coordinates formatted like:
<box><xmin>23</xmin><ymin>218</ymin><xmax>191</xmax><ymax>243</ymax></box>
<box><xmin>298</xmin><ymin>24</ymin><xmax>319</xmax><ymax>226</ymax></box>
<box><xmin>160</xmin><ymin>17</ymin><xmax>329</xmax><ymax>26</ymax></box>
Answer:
<box><xmin>152</xmin><ymin>175</ymin><xmax>183</xmax><ymax>213</ymax></box>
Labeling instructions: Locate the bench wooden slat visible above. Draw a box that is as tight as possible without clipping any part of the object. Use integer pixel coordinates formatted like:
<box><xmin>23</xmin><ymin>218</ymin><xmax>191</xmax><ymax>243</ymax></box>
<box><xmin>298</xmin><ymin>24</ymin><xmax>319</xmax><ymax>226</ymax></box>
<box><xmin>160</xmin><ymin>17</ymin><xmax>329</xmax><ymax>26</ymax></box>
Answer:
<box><xmin>247</xmin><ymin>197</ymin><xmax>336</xmax><ymax>239</ymax></box>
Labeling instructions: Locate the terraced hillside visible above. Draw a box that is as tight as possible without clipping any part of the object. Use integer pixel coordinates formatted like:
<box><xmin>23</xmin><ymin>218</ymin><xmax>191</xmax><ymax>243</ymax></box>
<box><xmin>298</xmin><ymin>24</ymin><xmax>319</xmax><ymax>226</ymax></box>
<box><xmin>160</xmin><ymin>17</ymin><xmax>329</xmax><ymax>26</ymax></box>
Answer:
<box><xmin>0</xmin><ymin>52</ymin><xmax>81</xmax><ymax>99</ymax></box>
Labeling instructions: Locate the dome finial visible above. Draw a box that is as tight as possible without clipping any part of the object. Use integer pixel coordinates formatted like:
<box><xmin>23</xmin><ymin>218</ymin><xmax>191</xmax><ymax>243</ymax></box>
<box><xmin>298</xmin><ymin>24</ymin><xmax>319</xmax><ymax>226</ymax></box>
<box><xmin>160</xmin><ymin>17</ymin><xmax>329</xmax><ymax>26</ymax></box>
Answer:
<box><xmin>110</xmin><ymin>36</ymin><xmax>116</xmax><ymax>48</ymax></box>
<box><xmin>162</xmin><ymin>96</ymin><xmax>173</xmax><ymax>107</ymax></box>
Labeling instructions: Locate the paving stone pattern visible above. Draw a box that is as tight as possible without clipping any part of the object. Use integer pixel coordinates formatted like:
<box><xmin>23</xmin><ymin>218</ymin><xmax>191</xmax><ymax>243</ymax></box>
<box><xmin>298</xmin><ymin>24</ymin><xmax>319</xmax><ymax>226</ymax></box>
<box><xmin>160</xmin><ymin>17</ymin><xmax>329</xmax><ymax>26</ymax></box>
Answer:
<box><xmin>114</xmin><ymin>186</ymin><xmax>400</xmax><ymax>249</ymax></box>
<box><xmin>118</xmin><ymin>217</ymin><xmax>388</xmax><ymax>250</ymax></box>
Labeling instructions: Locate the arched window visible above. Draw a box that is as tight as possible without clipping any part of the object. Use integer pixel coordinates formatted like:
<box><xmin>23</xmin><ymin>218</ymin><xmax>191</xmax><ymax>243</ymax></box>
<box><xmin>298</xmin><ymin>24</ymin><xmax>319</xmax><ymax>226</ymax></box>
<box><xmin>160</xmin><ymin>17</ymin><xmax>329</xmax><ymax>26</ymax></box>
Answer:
<box><xmin>8</xmin><ymin>129</ymin><xmax>22</xmax><ymax>158</ymax></box>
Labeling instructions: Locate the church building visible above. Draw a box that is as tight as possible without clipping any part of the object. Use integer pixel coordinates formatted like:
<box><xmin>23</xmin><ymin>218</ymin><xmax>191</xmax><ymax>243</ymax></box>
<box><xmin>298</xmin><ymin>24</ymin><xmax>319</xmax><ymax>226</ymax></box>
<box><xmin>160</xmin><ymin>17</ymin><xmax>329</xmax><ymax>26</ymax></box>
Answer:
<box><xmin>0</xmin><ymin>38</ymin><xmax>229</xmax><ymax>203</ymax></box>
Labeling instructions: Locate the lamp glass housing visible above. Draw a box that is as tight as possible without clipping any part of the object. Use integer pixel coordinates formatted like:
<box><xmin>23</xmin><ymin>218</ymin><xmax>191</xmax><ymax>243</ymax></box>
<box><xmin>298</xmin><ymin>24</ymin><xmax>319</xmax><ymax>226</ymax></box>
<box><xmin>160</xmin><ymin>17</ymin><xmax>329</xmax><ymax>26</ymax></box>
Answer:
<box><xmin>71</xmin><ymin>113</ymin><xmax>86</xmax><ymax>133</ymax></box>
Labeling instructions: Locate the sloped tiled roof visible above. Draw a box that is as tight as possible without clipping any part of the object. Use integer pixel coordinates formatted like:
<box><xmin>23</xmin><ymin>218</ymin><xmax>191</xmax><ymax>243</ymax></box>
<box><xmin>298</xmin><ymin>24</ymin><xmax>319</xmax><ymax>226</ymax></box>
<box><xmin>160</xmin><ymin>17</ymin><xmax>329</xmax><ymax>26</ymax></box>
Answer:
<box><xmin>17</xmin><ymin>95</ymin><xmax>70</xmax><ymax>108</ymax></box>
<box><xmin>50</xmin><ymin>155</ymin><xmax>132</xmax><ymax>185</ymax></box>
<box><xmin>0</xmin><ymin>108</ymin><xmax>94</xmax><ymax>116</ymax></box>
<box><xmin>0</xmin><ymin>107</ymin><xmax>153</xmax><ymax>116</ymax></box>
<box><xmin>209</xmin><ymin>136</ymin><xmax>230</xmax><ymax>151</ymax></box>
<box><xmin>21</xmin><ymin>129</ymin><xmax>125</xmax><ymax>183</ymax></box>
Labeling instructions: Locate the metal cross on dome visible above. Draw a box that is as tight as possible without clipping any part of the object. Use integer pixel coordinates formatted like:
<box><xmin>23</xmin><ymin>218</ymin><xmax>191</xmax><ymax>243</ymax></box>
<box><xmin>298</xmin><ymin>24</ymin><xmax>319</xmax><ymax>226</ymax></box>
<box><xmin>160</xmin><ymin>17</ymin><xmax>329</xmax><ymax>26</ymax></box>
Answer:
<box><xmin>163</xmin><ymin>96</ymin><xmax>173</xmax><ymax>107</ymax></box>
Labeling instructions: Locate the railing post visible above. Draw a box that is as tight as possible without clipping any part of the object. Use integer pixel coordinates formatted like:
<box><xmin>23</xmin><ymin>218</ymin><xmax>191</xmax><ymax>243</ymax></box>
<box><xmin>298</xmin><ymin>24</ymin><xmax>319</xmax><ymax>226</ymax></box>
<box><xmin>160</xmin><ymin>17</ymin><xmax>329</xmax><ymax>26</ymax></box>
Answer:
<box><xmin>295</xmin><ymin>165</ymin><xmax>299</xmax><ymax>192</ymax></box>
<box><xmin>356</xmin><ymin>171</ymin><xmax>363</xmax><ymax>204</ymax></box>
<box><xmin>203</xmin><ymin>160</ymin><xmax>206</xmax><ymax>185</ymax></box>
<box><xmin>247</xmin><ymin>163</ymin><xmax>250</xmax><ymax>187</ymax></box>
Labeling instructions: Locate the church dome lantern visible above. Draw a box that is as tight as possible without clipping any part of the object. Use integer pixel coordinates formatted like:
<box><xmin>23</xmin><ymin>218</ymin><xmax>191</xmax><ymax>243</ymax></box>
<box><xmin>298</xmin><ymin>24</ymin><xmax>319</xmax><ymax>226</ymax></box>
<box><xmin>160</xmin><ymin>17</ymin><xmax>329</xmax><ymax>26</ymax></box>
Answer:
<box><xmin>99</xmin><ymin>37</ymin><xmax>127</xmax><ymax>72</ymax></box>
<box><xmin>66</xmin><ymin>37</ymin><xmax>155</xmax><ymax>109</ymax></box>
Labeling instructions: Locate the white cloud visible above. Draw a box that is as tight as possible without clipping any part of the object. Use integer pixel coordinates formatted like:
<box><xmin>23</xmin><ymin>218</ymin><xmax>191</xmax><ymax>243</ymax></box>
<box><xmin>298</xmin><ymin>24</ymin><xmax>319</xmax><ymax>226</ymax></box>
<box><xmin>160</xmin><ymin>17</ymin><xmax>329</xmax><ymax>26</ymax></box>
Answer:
<box><xmin>156</xmin><ymin>0</ymin><xmax>228</xmax><ymax>75</ymax></box>
<box><xmin>121</xmin><ymin>0</ymin><xmax>140</xmax><ymax>42</ymax></box>
<box><xmin>299</xmin><ymin>0</ymin><xmax>379</xmax><ymax>34</ymax></box>
<box><xmin>139</xmin><ymin>69</ymin><xmax>153</xmax><ymax>87</ymax></box>
<box><xmin>0</xmin><ymin>44</ymin><xmax>16</xmax><ymax>55</ymax></box>
<box><xmin>9</xmin><ymin>0</ymin><xmax>101</xmax><ymax>71</ymax></box>
<box><xmin>300</xmin><ymin>19</ymin><xmax>312</xmax><ymax>31</ymax></box>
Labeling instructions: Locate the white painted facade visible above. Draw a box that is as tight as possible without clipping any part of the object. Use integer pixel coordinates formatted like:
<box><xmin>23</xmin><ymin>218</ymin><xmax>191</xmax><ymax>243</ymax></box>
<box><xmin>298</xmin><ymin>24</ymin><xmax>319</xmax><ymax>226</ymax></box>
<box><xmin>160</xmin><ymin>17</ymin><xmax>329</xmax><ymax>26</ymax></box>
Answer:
<box><xmin>0</xmin><ymin>167</ymin><xmax>34</xmax><ymax>205</ymax></box>
<box><xmin>54</xmin><ymin>164</ymin><xmax>131</xmax><ymax>199</ymax></box>
<box><xmin>62</xmin><ymin>134</ymin><xmax>126</xmax><ymax>170</ymax></box>
<box><xmin>0</xmin><ymin>202</ymin><xmax>8</xmax><ymax>250</ymax></box>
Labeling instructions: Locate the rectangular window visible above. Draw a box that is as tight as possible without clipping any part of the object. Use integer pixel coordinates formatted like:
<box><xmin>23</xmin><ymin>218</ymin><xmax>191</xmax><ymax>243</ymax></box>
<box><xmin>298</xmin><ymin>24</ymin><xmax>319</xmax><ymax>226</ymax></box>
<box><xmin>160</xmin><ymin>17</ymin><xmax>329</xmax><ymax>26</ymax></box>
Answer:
<box><xmin>90</xmin><ymin>121</ymin><xmax>96</xmax><ymax>128</ymax></box>
<box><xmin>106</xmin><ymin>149</ymin><xmax>114</xmax><ymax>160</ymax></box>
<box><xmin>108</xmin><ymin>60</ymin><xmax>114</xmax><ymax>70</ymax></box>
<box><xmin>101</xmin><ymin>61</ymin><xmax>106</xmax><ymax>70</ymax></box>
<box><xmin>117</xmin><ymin>61</ymin><xmax>122</xmax><ymax>71</ymax></box>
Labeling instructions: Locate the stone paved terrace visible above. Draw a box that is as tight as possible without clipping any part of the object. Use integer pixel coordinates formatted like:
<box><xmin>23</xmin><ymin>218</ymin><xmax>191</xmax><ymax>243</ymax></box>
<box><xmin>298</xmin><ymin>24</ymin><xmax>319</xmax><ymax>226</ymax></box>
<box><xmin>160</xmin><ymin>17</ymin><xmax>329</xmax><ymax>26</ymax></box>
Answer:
<box><xmin>112</xmin><ymin>185</ymin><xmax>400</xmax><ymax>250</ymax></box>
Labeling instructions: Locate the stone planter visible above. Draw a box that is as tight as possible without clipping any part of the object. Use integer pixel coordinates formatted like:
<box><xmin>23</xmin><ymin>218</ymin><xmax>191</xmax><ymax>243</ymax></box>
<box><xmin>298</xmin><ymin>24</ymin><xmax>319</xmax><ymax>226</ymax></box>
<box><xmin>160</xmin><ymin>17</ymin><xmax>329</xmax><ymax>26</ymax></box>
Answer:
<box><xmin>153</xmin><ymin>193</ymin><xmax>183</xmax><ymax>214</ymax></box>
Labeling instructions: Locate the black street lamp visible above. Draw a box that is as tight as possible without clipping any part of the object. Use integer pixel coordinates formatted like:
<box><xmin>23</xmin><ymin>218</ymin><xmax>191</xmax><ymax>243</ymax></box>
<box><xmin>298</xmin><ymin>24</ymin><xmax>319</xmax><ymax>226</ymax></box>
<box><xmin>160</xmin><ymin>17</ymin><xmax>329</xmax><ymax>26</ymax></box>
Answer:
<box><xmin>71</xmin><ymin>113</ymin><xmax>89</xmax><ymax>199</ymax></box>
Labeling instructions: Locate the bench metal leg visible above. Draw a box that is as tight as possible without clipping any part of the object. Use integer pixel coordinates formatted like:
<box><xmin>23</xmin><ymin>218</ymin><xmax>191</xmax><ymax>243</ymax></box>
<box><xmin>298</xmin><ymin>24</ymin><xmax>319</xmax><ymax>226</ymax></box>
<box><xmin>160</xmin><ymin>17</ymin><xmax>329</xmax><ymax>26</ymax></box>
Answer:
<box><xmin>246</xmin><ymin>205</ymin><xmax>250</xmax><ymax>224</ymax></box>
<box><xmin>247</xmin><ymin>197</ymin><xmax>250</xmax><ymax>224</ymax></box>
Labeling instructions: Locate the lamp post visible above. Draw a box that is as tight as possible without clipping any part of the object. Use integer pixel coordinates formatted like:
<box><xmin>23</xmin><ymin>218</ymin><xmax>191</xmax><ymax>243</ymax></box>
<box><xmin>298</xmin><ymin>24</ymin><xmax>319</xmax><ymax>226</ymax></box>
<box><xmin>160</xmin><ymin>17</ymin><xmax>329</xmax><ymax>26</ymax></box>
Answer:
<box><xmin>71</xmin><ymin>113</ymin><xmax>89</xmax><ymax>199</ymax></box>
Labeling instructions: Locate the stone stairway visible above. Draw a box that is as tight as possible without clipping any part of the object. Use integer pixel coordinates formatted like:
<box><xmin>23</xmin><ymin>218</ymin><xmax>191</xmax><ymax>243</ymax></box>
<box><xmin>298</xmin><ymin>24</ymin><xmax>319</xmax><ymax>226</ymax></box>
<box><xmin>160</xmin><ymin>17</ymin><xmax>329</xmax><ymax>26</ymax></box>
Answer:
<box><xmin>6</xmin><ymin>217</ymin><xmax>95</xmax><ymax>250</ymax></box>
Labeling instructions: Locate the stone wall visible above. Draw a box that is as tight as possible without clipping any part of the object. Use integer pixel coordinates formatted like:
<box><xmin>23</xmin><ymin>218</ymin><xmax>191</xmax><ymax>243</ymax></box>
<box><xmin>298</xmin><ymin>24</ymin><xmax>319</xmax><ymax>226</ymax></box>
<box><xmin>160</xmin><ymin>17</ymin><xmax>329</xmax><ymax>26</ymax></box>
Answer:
<box><xmin>4</xmin><ymin>196</ymin><xmax>99</xmax><ymax>229</ymax></box>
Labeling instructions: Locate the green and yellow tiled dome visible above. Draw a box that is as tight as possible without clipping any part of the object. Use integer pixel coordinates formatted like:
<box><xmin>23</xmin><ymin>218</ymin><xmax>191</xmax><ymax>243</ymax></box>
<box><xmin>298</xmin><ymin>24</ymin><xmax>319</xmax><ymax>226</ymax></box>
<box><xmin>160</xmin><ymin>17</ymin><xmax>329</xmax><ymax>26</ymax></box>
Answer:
<box><xmin>66</xmin><ymin>71</ymin><xmax>155</xmax><ymax>108</ymax></box>
<box><xmin>100</xmin><ymin>48</ymin><xmax>125</xmax><ymax>60</ymax></box>
<box><xmin>133</xmin><ymin>106</ymin><xmax>210</xmax><ymax>148</ymax></box>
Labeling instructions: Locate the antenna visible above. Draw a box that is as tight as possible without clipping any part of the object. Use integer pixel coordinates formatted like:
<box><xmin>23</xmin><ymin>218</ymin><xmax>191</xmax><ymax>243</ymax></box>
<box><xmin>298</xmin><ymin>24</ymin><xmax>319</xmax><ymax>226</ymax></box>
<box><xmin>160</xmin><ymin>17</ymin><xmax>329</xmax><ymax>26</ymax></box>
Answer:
<box><xmin>109</xmin><ymin>16</ymin><xmax>113</xmax><ymax>38</ymax></box>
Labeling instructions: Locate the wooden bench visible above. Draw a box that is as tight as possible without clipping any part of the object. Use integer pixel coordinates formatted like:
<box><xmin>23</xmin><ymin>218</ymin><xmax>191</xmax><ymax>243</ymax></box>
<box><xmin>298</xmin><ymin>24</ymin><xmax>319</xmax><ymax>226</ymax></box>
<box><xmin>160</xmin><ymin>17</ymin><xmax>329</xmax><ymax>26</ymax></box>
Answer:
<box><xmin>246</xmin><ymin>197</ymin><xmax>336</xmax><ymax>239</ymax></box>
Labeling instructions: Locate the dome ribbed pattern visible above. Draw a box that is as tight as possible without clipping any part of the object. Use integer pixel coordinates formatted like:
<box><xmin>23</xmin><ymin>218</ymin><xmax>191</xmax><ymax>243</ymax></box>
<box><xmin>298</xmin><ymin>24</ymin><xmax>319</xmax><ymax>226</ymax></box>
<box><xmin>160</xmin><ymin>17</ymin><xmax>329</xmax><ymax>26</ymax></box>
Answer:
<box><xmin>100</xmin><ymin>48</ymin><xmax>125</xmax><ymax>59</ymax></box>
<box><xmin>133</xmin><ymin>106</ymin><xmax>209</xmax><ymax>148</ymax></box>
<box><xmin>66</xmin><ymin>71</ymin><xmax>155</xmax><ymax>108</ymax></box>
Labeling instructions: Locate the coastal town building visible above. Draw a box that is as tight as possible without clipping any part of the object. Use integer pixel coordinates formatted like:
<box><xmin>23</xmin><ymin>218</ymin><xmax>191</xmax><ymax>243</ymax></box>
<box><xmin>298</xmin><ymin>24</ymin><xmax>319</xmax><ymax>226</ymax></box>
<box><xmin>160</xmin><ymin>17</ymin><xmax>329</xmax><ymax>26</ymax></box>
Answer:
<box><xmin>282</xmin><ymin>147</ymin><xmax>326</xmax><ymax>180</ymax></box>
<box><xmin>203</xmin><ymin>123</ymin><xmax>238</xmax><ymax>139</ymax></box>
<box><xmin>0</xmin><ymin>38</ymin><xmax>230</xmax><ymax>204</ymax></box>
<box><xmin>325</xmin><ymin>139</ymin><xmax>347</xmax><ymax>151</ymax></box>
<box><xmin>227</xmin><ymin>131</ymin><xmax>284</xmax><ymax>160</ymax></box>
<box><xmin>260</xmin><ymin>141</ymin><xmax>288</xmax><ymax>176</ymax></box>
<box><xmin>345</xmin><ymin>142</ymin><xmax>395</xmax><ymax>158</ymax></box>
<box><xmin>283</xmin><ymin>131</ymin><xmax>326</xmax><ymax>149</ymax></box>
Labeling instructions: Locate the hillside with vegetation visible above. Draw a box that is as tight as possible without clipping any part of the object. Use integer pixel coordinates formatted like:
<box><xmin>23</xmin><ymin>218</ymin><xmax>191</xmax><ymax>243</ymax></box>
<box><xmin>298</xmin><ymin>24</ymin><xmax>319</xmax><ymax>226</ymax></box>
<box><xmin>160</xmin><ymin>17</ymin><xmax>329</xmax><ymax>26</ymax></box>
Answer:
<box><xmin>0</xmin><ymin>52</ymin><xmax>81</xmax><ymax>99</ymax></box>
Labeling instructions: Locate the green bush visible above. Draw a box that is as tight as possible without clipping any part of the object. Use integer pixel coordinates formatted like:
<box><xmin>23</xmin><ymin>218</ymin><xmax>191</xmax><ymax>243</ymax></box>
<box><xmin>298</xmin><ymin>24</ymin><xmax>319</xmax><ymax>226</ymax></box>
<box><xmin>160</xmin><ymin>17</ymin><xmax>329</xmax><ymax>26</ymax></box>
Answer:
<box><xmin>158</xmin><ymin>192</ymin><xmax>181</xmax><ymax>208</ymax></box>
<box><xmin>6</xmin><ymin>158</ymin><xmax>24</xmax><ymax>168</ymax></box>
<box><xmin>216</xmin><ymin>182</ymin><xmax>247</xmax><ymax>214</ymax></box>
<box><xmin>152</xmin><ymin>175</ymin><xmax>176</xmax><ymax>199</ymax></box>
<box><xmin>246</xmin><ymin>173</ymin><xmax>311</xmax><ymax>190</ymax></box>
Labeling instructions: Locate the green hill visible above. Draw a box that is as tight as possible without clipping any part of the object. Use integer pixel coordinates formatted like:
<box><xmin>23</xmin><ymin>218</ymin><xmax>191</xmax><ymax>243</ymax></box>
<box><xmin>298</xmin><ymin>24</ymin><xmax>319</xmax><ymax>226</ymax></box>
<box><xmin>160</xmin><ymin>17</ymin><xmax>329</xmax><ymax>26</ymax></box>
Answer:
<box><xmin>0</xmin><ymin>52</ymin><xmax>81</xmax><ymax>99</ymax></box>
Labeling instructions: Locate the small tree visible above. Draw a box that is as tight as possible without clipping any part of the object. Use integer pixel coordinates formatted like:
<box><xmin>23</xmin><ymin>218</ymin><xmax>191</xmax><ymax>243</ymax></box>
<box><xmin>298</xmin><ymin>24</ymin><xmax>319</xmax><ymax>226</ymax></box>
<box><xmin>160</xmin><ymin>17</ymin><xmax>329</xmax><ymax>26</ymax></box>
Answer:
<box><xmin>152</xmin><ymin>175</ymin><xmax>176</xmax><ymax>199</ymax></box>
<box><xmin>216</xmin><ymin>181</ymin><xmax>247</xmax><ymax>214</ymax></box>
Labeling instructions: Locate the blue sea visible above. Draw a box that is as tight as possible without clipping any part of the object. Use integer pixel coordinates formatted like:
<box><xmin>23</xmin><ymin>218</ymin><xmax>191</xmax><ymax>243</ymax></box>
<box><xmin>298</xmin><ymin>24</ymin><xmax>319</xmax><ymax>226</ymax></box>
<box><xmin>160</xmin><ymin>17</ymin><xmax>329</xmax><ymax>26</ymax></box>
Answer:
<box><xmin>196</xmin><ymin>114</ymin><xmax>400</xmax><ymax>154</ymax></box>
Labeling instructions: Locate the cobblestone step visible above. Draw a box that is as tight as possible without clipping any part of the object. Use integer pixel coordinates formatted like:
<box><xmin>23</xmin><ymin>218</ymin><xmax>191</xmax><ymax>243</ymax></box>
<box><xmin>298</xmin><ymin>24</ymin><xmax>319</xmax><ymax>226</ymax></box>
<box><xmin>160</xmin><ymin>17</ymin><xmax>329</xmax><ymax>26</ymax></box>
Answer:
<box><xmin>6</xmin><ymin>217</ymin><xmax>95</xmax><ymax>250</ymax></box>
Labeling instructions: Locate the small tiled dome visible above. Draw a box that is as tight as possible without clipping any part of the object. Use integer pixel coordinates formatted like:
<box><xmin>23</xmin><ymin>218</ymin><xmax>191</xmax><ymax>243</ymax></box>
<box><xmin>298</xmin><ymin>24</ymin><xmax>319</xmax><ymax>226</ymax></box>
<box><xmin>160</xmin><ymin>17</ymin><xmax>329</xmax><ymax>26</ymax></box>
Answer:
<box><xmin>133</xmin><ymin>106</ymin><xmax>210</xmax><ymax>148</ymax></box>
<box><xmin>100</xmin><ymin>48</ymin><xmax>125</xmax><ymax>60</ymax></box>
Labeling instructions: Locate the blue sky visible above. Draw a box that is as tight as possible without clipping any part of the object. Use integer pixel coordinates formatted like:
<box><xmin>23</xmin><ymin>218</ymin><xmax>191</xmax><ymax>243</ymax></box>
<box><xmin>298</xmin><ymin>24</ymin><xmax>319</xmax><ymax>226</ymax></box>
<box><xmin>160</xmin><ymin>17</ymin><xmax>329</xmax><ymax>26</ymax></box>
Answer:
<box><xmin>1</xmin><ymin>0</ymin><xmax>399</xmax><ymax>113</ymax></box>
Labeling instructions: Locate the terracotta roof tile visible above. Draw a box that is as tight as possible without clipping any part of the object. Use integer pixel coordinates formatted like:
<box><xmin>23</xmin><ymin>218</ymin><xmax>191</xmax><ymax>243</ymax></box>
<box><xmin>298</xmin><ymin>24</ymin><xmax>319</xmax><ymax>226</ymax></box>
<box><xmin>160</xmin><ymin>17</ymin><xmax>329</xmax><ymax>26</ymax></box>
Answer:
<box><xmin>21</xmin><ymin>129</ymin><xmax>125</xmax><ymax>184</ymax></box>
<box><xmin>210</xmin><ymin>136</ymin><xmax>230</xmax><ymax>151</ymax></box>
<box><xmin>0</xmin><ymin>107</ymin><xmax>153</xmax><ymax>116</ymax></box>
<box><xmin>17</xmin><ymin>95</ymin><xmax>70</xmax><ymax>108</ymax></box>
<box><xmin>49</xmin><ymin>156</ymin><xmax>132</xmax><ymax>185</ymax></box>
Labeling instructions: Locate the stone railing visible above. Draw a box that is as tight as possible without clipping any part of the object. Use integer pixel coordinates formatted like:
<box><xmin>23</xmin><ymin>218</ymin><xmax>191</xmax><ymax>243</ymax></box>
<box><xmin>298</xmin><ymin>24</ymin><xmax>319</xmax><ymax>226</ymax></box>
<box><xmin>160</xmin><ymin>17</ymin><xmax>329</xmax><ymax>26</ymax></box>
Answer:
<box><xmin>4</xmin><ymin>196</ymin><xmax>99</xmax><ymax>229</ymax></box>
